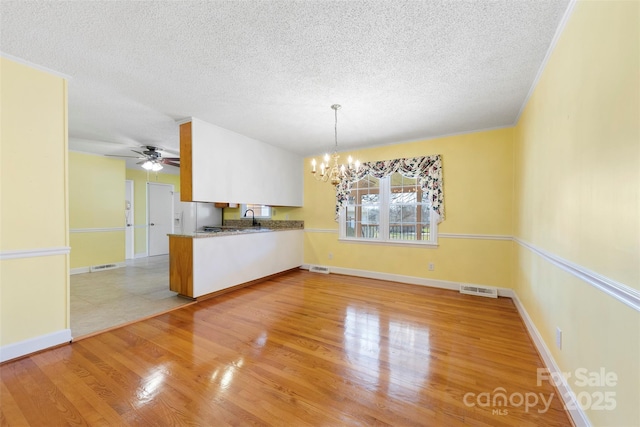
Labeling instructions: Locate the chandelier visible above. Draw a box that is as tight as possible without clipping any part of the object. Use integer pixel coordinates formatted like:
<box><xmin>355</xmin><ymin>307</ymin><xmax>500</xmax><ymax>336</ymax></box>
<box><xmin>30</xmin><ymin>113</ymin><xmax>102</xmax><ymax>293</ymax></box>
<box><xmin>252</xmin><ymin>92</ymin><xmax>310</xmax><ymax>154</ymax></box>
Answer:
<box><xmin>311</xmin><ymin>104</ymin><xmax>360</xmax><ymax>186</ymax></box>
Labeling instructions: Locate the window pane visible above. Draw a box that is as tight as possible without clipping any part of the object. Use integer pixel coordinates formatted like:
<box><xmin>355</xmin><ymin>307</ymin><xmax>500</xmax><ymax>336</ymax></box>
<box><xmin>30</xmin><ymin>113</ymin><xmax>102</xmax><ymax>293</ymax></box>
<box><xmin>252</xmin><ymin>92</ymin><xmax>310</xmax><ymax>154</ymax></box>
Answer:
<box><xmin>388</xmin><ymin>173</ymin><xmax>425</xmax><ymax>241</ymax></box>
<box><xmin>345</xmin><ymin>205</ymin><xmax>356</xmax><ymax>237</ymax></box>
<box><xmin>244</xmin><ymin>204</ymin><xmax>270</xmax><ymax>218</ymax></box>
<box><xmin>361</xmin><ymin>206</ymin><xmax>379</xmax><ymax>224</ymax></box>
<box><xmin>420</xmin><ymin>223</ymin><xmax>431</xmax><ymax>240</ymax></box>
<box><xmin>400</xmin><ymin>205</ymin><xmax>417</xmax><ymax>222</ymax></box>
<box><xmin>361</xmin><ymin>193</ymin><xmax>379</xmax><ymax>204</ymax></box>
<box><xmin>345</xmin><ymin>175</ymin><xmax>380</xmax><ymax>239</ymax></box>
<box><xmin>389</xmin><ymin>204</ymin><xmax>402</xmax><ymax>223</ymax></box>
<box><xmin>421</xmin><ymin>204</ymin><xmax>431</xmax><ymax>220</ymax></box>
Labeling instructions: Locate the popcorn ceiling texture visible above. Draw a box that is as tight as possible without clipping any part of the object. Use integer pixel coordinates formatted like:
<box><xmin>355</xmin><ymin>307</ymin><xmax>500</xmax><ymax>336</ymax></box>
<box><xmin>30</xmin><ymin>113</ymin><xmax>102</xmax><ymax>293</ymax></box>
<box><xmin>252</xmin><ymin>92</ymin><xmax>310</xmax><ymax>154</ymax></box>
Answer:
<box><xmin>0</xmin><ymin>1</ymin><xmax>569</xmax><ymax>157</ymax></box>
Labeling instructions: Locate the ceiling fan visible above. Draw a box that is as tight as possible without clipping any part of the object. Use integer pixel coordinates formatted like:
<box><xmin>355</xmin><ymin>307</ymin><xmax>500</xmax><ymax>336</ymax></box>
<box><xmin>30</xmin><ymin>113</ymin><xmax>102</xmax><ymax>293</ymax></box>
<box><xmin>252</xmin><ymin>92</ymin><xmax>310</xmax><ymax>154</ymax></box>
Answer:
<box><xmin>107</xmin><ymin>145</ymin><xmax>180</xmax><ymax>171</ymax></box>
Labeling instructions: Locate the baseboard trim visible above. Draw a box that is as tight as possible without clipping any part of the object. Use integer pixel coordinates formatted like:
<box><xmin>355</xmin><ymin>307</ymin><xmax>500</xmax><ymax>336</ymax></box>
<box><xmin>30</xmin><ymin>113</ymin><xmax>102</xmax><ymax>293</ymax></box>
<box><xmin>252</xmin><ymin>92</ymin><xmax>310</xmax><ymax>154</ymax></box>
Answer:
<box><xmin>510</xmin><ymin>292</ymin><xmax>591</xmax><ymax>427</ymax></box>
<box><xmin>134</xmin><ymin>252</ymin><xmax>148</xmax><ymax>259</ymax></box>
<box><xmin>299</xmin><ymin>264</ymin><xmax>513</xmax><ymax>297</ymax></box>
<box><xmin>0</xmin><ymin>246</ymin><xmax>70</xmax><ymax>260</ymax></box>
<box><xmin>0</xmin><ymin>329</ymin><xmax>72</xmax><ymax>364</ymax></box>
<box><xmin>70</xmin><ymin>262</ymin><xmax>126</xmax><ymax>275</ymax></box>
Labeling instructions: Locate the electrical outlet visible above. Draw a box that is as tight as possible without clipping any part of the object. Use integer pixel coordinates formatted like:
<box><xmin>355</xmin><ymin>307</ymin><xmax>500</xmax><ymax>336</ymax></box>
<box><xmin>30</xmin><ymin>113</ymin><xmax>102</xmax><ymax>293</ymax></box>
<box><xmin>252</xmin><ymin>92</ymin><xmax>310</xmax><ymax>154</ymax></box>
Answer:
<box><xmin>556</xmin><ymin>327</ymin><xmax>562</xmax><ymax>350</ymax></box>
<box><xmin>428</xmin><ymin>263</ymin><xmax>435</xmax><ymax>271</ymax></box>
<box><xmin>285</xmin><ymin>214</ymin><xmax>290</xmax><ymax>220</ymax></box>
<box><xmin>328</xmin><ymin>252</ymin><xmax>333</xmax><ymax>260</ymax></box>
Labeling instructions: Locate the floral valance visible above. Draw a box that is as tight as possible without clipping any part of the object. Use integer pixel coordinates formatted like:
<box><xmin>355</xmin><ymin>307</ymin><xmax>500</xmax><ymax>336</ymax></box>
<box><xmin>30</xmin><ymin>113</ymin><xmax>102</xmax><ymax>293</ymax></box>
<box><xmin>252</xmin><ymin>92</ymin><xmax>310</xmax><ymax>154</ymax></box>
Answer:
<box><xmin>335</xmin><ymin>155</ymin><xmax>444</xmax><ymax>221</ymax></box>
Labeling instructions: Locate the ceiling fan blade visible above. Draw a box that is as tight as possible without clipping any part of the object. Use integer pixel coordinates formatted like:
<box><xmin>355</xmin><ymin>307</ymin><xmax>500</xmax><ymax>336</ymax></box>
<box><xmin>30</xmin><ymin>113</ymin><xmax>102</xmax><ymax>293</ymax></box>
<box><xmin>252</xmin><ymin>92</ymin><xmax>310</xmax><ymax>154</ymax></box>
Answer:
<box><xmin>162</xmin><ymin>157</ymin><xmax>180</xmax><ymax>161</ymax></box>
<box><xmin>162</xmin><ymin>161</ymin><xmax>180</xmax><ymax>167</ymax></box>
<box><xmin>105</xmin><ymin>154</ymin><xmax>142</xmax><ymax>158</ymax></box>
<box><xmin>131</xmin><ymin>150</ymin><xmax>146</xmax><ymax>156</ymax></box>
<box><xmin>136</xmin><ymin>161</ymin><xmax>146</xmax><ymax>165</ymax></box>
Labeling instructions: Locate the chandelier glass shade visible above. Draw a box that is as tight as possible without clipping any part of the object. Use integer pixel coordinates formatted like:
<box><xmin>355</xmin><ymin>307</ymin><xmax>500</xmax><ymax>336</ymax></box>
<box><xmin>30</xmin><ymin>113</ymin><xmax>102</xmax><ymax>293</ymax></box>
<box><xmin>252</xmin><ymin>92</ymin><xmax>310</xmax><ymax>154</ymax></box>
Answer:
<box><xmin>311</xmin><ymin>104</ymin><xmax>360</xmax><ymax>186</ymax></box>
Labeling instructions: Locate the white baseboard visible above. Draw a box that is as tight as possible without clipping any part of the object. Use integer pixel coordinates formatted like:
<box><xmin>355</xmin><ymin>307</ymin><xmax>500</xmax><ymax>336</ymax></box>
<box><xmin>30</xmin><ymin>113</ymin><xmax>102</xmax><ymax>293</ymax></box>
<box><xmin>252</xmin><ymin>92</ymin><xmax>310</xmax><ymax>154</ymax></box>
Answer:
<box><xmin>299</xmin><ymin>264</ymin><xmax>590</xmax><ymax>427</ymax></box>
<box><xmin>134</xmin><ymin>252</ymin><xmax>148</xmax><ymax>259</ymax></box>
<box><xmin>0</xmin><ymin>329</ymin><xmax>72</xmax><ymax>363</ymax></box>
<box><xmin>70</xmin><ymin>262</ymin><xmax>126</xmax><ymax>275</ymax></box>
<box><xmin>70</xmin><ymin>266</ymin><xmax>90</xmax><ymax>275</ymax></box>
<box><xmin>510</xmin><ymin>293</ymin><xmax>591</xmax><ymax>427</ymax></box>
<box><xmin>300</xmin><ymin>264</ymin><xmax>513</xmax><ymax>297</ymax></box>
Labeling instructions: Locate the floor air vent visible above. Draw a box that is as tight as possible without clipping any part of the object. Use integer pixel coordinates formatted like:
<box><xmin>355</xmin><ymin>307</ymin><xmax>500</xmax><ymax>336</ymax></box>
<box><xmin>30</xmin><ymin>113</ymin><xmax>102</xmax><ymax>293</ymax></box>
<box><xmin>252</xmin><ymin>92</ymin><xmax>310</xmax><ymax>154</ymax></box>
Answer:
<box><xmin>90</xmin><ymin>263</ymin><xmax>118</xmax><ymax>273</ymax></box>
<box><xmin>460</xmin><ymin>284</ymin><xmax>498</xmax><ymax>298</ymax></box>
<box><xmin>309</xmin><ymin>265</ymin><xmax>330</xmax><ymax>274</ymax></box>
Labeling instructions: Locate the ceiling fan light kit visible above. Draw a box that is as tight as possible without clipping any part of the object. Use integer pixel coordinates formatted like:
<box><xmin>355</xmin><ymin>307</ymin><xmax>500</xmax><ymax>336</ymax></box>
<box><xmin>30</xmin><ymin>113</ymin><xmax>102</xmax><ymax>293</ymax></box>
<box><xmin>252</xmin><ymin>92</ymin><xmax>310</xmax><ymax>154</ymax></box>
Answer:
<box><xmin>106</xmin><ymin>145</ymin><xmax>180</xmax><ymax>171</ymax></box>
<box><xmin>142</xmin><ymin>160</ymin><xmax>163</xmax><ymax>171</ymax></box>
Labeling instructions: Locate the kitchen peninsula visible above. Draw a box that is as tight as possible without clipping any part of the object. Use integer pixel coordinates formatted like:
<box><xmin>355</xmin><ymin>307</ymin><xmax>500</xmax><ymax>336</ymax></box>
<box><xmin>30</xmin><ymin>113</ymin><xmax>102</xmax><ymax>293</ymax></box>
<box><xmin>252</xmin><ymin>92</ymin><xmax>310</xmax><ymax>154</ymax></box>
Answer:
<box><xmin>168</xmin><ymin>221</ymin><xmax>303</xmax><ymax>299</ymax></box>
<box><xmin>174</xmin><ymin>117</ymin><xmax>304</xmax><ymax>300</ymax></box>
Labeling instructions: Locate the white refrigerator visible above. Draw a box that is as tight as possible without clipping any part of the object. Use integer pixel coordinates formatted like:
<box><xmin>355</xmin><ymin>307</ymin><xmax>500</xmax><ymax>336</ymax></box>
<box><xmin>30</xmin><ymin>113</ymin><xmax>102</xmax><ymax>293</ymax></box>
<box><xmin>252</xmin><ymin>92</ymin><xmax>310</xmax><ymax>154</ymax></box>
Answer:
<box><xmin>173</xmin><ymin>193</ymin><xmax>222</xmax><ymax>234</ymax></box>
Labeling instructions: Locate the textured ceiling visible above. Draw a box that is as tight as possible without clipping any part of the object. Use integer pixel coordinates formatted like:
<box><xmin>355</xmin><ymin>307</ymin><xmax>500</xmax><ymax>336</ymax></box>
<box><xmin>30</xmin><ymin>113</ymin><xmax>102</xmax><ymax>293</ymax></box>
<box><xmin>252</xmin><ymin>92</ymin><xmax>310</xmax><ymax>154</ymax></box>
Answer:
<box><xmin>1</xmin><ymin>0</ymin><xmax>570</xmax><ymax>163</ymax></box>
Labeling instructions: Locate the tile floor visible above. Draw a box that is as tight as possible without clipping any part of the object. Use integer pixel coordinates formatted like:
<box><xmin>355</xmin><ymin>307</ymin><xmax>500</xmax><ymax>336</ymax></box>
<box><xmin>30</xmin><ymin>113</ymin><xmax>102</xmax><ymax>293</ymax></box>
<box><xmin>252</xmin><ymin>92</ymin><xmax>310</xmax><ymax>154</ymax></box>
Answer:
<box><xmin>70</xmin><ymin>255</ymin><xmax>191</xmax><ymax>338</ymax></box>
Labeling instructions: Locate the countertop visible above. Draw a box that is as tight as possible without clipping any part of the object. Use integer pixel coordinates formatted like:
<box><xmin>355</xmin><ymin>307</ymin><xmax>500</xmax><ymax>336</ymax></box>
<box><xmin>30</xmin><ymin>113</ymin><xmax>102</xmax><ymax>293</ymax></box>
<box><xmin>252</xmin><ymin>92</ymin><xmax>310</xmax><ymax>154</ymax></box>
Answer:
<box><xmin>168</xmin><ymin>227</ymin><xmax>303</xmax><ymax>239</ymax></box>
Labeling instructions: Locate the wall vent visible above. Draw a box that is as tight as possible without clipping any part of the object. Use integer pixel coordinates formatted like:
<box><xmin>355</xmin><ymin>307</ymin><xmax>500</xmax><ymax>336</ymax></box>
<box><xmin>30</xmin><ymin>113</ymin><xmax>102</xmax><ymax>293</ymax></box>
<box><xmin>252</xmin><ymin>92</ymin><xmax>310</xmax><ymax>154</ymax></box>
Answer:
<box><xmin>90</xmin><ymin>263</ymin><xmax>118</xmax><ymax>273</ymax></box>
<box><xmin>460</xmin><ymin>284</ymin><xmax>498</xmax><ymax>298</ymax></box>
<box><xmin>309</xmin><ymin>265</ymin><xmax>330</xmax><ymax>274</ymax></box>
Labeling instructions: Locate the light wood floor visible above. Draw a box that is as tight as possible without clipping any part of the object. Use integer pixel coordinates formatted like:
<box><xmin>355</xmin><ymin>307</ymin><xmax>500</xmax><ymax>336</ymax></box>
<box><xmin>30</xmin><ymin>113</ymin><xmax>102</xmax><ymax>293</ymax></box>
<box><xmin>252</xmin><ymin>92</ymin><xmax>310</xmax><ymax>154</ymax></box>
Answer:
<box><xmin>1</xmin><ymin>271</ymin><xmax>572</xmax><ymax>426</ymax></box>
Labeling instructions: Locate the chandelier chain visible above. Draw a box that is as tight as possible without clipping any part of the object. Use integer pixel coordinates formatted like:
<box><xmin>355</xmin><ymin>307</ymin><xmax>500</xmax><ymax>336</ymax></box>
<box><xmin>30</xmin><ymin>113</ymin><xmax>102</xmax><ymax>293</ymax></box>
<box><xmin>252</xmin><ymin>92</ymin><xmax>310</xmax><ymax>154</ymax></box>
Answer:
<box><xmin>334</xmin><ymin>105</ymin><xmax>338</xmax><ymax>150</ymax></box>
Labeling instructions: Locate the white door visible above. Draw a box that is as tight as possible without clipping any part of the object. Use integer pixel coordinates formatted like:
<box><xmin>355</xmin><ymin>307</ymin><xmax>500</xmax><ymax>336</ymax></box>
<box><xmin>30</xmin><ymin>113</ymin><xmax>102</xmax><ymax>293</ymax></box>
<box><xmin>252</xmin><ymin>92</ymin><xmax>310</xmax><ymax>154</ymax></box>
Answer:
<box><xmin>148</xmin><ymin>182</ymin><xmax>174</xmax><ymax>256</ymax></box>
<box><xmin>125</xmin><ymin>180</ymin><xmax>134</xmax><ymax>259</ymax></box>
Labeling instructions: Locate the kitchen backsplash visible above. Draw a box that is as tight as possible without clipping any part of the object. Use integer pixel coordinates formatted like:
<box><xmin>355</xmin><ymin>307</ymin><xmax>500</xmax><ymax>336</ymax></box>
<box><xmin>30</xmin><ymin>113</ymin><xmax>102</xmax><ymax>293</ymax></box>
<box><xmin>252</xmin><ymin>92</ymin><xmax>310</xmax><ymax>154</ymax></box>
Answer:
<box><xmin>223</xmin><ymin>219</ymin><xmax>304</xmax><ymax>229</ymax></box>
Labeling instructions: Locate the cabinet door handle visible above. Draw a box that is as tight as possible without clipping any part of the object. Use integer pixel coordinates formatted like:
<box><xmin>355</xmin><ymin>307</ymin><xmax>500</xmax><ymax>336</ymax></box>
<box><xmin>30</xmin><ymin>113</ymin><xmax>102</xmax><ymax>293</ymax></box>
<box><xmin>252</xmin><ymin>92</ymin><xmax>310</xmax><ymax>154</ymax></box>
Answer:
<box><xmin>150</xmin><ymin>223</ymin><xmax>155</xmax><ymax>226</ymax></box>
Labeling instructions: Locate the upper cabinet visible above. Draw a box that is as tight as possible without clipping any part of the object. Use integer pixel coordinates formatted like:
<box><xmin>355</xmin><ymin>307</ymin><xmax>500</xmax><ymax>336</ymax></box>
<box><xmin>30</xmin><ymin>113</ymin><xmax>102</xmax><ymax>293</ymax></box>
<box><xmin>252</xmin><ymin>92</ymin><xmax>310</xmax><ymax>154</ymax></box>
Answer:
<box><xmin>179</xmin><ymin>118</ymin><xmax>303</xmax><ymax>206</ymax></box>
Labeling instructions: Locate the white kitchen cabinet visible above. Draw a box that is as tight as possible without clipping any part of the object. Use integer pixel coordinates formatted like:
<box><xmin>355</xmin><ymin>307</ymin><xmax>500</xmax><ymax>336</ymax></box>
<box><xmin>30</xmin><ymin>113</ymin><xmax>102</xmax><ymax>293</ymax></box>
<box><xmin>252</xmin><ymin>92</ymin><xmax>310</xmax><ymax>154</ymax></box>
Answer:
<box><xmin>179</xmin><ymin>118</ymin><xmax>303</xmax><ymax>206</ymax></box>
<box><xmin>169</xmin><ymin>229</ymin><xmax>303</xmax><ymax>299</ymax></box>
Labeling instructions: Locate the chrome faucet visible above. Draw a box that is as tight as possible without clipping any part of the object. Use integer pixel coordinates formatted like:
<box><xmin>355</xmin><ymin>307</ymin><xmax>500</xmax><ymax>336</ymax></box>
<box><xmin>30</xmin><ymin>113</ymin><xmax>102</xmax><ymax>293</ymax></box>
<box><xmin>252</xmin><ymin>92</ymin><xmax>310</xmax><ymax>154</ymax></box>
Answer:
<box><xmin>244</xmin><ymin>209</ymin><xmax>258</xmax><ymax>227</ymax></box>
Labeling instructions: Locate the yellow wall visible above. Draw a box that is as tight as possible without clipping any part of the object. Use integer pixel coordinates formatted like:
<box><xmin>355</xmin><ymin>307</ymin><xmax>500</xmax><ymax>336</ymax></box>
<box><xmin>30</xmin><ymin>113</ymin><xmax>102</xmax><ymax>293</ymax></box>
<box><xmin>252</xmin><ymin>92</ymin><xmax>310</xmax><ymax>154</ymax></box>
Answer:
<box><xmin>513</xmin><ymin>1</ymin><xmax>639</xmax><ymax>425</ymax></box>
<box><xmin>69</xmin><ymin>151</ymin><xmax>125</xmax><ymax>269</ymax></box>
<box><xmin>125</xmin><ymin>169</ymin><xmax>180</xmax><ymax>255</ymax></box>
<box><xmin>302</xmin><ymin>127</ymin><xmax>514</xmax><ymax>287</ymax></box>
<box><xmin>0</xmin><ymin>57</ymin><xmax>69</xmax><ymax>345</ymax></box>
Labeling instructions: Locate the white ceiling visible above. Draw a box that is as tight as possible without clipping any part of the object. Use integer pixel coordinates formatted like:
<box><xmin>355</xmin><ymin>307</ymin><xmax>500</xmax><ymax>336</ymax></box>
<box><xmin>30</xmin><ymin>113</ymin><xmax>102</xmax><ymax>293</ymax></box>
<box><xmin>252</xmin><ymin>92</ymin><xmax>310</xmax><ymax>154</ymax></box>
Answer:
<box><xmin>1</xmin><ymin>0</ymin><xmax>570</xmax><ymax>167</ymax></box>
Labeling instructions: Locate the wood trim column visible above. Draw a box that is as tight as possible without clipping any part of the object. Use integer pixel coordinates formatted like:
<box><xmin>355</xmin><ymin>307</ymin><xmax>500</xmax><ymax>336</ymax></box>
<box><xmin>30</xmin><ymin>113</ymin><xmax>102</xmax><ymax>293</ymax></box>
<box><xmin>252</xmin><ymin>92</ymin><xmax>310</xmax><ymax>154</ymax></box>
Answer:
<box><xmin>169</xmin><ymin>236</ymin><xmax>193</xmax><ymax>298</ymax></box>
<box><xmin>179</xmin><ymin>122</ymin><xmax>192</xmax><ymax>201</ymax></box>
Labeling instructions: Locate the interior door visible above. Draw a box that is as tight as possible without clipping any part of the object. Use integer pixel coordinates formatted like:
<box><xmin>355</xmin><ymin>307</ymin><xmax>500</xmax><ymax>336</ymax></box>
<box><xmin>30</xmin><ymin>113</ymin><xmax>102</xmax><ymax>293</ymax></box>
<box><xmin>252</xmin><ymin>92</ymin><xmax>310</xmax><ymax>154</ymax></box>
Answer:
<box><xmin>148</xmin><ymin>182</ymin><xmax>174</xmax><ymax>256</ymax></box>
<box><xmin>125</xmin><ymin>180</ymin><xmax>134</xmax><ymax>259</ymax></box>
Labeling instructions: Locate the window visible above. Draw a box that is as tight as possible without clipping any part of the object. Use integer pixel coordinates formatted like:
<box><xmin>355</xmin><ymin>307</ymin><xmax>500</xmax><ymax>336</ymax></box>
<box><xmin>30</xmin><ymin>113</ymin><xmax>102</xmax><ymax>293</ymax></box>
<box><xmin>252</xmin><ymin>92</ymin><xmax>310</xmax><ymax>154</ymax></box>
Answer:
<box><xmin>241</xmin><ymin>204</ymin><xmax>271</xmax><ymax>218</ymax></box>
<box><xmin>341</xmin><ymin>172</ymin><xmax>437</xmax><ymax>245</ymax></box>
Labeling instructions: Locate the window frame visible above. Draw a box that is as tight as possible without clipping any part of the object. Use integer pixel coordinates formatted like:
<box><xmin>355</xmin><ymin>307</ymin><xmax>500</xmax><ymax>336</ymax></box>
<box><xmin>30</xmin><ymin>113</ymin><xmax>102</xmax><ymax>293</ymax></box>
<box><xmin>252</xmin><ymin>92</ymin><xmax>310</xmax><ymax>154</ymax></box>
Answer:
<box><xmin>339</xmin><ymin>174</ymin><xmax>438</xmax><ymax>246</ymax></box>
<box><xmin>240</xmin><ymin>204</ymin><xmax>272</xmax><ymax>219</ymax></box>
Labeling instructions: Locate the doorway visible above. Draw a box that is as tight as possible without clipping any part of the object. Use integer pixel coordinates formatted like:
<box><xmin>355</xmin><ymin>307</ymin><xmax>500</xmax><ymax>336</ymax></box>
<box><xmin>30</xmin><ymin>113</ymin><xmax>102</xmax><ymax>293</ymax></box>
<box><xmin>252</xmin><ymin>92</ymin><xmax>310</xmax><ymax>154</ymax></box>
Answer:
<box><xmin>147</xmin><ymin>182</ymin><xmax>174</xmax><ymax>256</ymax></box>
<box><xmin>125</xmin><ymin>180</ymin><xmax>134</xmax><ymax>260</ymax></box>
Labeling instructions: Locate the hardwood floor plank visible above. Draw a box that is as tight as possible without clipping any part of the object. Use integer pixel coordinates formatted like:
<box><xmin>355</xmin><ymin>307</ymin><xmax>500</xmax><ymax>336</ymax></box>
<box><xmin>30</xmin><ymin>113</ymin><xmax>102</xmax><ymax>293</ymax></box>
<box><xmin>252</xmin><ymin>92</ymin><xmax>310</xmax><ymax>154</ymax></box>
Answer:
<box><xmin>0</xmin><ymin>381</ymin><xmax>30</xmax><ymax>426</ymax></box>
<box><xmin>0</xmin><ymin>271</ymin><xmax>572</xmax><ymax>426</ymax></box>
